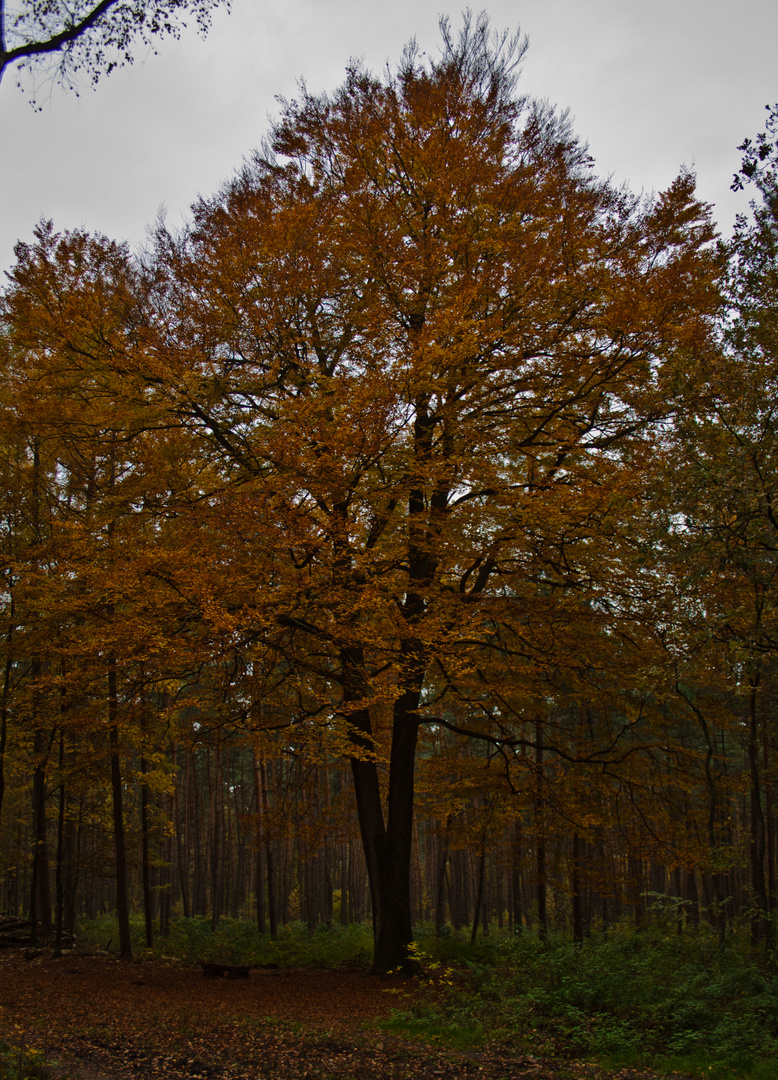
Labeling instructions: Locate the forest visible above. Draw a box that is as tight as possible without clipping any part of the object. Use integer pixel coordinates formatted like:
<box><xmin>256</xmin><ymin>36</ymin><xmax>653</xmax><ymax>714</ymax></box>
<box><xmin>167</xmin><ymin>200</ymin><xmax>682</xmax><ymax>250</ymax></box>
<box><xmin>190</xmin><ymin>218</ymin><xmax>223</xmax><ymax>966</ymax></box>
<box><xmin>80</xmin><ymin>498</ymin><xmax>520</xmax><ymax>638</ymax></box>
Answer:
<box><xmin>0</xmin><ymin>15</ymin><xmax>777</xmax><ymax>985</ymax></box>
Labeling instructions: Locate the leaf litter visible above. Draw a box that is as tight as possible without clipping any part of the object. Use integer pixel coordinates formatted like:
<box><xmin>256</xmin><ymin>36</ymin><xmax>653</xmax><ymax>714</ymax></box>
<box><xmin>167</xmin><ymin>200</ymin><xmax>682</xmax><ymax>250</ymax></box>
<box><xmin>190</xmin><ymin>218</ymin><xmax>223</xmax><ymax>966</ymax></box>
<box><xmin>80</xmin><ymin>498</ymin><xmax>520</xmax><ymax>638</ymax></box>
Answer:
<box><xmin>0</xmin><ymin>949</ymin><xmax>691</xmax><ymax>1080</ymax></box>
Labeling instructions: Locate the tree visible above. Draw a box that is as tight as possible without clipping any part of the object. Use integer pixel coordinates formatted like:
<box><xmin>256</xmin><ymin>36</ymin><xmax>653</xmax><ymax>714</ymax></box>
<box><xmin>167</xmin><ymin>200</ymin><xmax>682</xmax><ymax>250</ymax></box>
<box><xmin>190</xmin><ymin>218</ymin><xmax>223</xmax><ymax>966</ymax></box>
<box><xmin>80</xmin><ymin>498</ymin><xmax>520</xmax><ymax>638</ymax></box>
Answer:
<box><xmin>665</xmin><ymin>107</ymin><xmax>778</xmax><ymax>944</ymax></box>
<box><xmin>0</xmin><ymin>0</ymin><xmax>229</xmax><ymax>99</ymax></box>
<box><xmin>146</xmin><ymin>14</ymin><xmax>719</xmax><ymax>971</ymax></box>
<box><xmin>0</xmin><ymin>220</ymin><xmax>201</xmax><ymax>954</ymax></box>
<box><xmin>732</xmin><ymin>104</ymin><xmax>778</xmax><ymax>194</ymax></box>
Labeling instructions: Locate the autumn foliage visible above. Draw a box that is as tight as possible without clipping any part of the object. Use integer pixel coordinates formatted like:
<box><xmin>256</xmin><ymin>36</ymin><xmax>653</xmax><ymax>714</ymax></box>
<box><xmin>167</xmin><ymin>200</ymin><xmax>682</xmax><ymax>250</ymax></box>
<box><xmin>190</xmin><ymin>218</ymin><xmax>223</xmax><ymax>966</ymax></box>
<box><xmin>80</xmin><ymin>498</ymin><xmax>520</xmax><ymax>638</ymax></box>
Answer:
<box><xmin>0</xmin><ymin>16</ymin><xmax>775</xmax><ymax>974</ymax></box>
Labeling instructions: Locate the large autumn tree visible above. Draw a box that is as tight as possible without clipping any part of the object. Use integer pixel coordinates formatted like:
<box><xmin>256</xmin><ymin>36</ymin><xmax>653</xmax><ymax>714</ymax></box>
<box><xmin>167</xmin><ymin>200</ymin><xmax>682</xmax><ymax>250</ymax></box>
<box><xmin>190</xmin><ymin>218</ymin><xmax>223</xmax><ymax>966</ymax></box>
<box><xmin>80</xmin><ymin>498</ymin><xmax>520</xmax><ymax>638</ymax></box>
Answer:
<box><xmin>147</xmin><ymin>14</ymin><xmax>719</xmax><ymax>971</ymax></box>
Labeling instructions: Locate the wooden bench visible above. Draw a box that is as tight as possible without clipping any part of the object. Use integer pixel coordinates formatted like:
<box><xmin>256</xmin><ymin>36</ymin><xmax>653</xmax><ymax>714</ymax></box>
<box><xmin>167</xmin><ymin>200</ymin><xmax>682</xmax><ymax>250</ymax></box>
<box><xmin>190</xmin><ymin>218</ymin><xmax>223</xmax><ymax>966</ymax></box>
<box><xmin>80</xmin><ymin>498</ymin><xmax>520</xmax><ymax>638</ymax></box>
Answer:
<box><xmin>200</xmin><ymin>960</ymin><xmax>250</xmax><ymax>979</ymax></box>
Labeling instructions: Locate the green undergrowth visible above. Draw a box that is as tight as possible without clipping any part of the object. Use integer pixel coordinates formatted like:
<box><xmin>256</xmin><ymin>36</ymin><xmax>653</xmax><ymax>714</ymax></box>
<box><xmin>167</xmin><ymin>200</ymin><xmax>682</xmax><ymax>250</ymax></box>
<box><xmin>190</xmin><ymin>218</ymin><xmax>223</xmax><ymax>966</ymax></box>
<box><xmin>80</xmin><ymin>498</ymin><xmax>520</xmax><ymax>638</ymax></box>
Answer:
<box><xmin>0</xmin><ymin>1036</ymin><xmax>59</xmax><ymax>1080</ymax></box>
<box><xmin>77</xmin><ymin>913</ymin><xmax>374</xmax><ymax>969</ymax></box>
<box><xmin>74</xmin><ymin>914</ymin><xmax>778</xmax><ymax>1078</ymax></box>
<box><xmin>383</xmin><ymin>922</ymin><xmax>778</xmax><ymax>1080</ymax></box>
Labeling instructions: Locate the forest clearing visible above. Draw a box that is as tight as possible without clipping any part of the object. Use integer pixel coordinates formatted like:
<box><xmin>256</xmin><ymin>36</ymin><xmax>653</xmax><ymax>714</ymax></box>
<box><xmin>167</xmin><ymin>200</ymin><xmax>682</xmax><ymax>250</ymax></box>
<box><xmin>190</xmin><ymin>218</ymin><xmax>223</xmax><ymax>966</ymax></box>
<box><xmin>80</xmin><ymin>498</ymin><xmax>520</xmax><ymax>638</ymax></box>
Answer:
<box><xmin>2</xmin><ymin>917</ymin><xmax>778</xmax><ymax>1079</ymax></box>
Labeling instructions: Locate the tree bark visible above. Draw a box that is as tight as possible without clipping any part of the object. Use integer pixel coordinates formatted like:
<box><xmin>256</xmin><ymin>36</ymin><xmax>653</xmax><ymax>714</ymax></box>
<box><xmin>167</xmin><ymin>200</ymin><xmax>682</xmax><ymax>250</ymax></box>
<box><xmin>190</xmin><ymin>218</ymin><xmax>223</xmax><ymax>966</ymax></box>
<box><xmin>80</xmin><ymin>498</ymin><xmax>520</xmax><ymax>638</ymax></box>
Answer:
<box><xmin>108</xmin><ymin>661</ymin><xmax>132</xmax><ymax>960</ymax></box>
<box><xmin>470</xmin><ymin>847</ymin><xmax>486</xmax><ymax>945</ymax></box>
<box><xmin>0</xmin><ymin>608</ymin><xmax>13</xmax><ymax>835</ymax></box>
<box><xmin>31</xmin><ymin>721</ymin><xmax>53</xmax><ymax>940</ymax></box>
<box><xmin>211</xmin><ymin>740</ymin><xmax>223</xmax><ymax>932</ymax></box>
<box><xmin>572</xmin><ymin>831</ymin><xmax>584</xmax><ymax>945</ymax></box>
<box><xmin>535</xmin><ymin>719</ymin><xmax>547</xmax><ymax>944</ymax></box>
<box><xmin>174</xmin><ymin>743</ymin><xmax>191</xmax><ymax>920</ymax></box>
<box><xmin>435</xmin><ymin>816</ymin><xmax>451</xmax><ymax>936</ymax></box>
<box><xmin>346</xmin><ymin>651</ymin><xmax>420</xmax><ymax>973</ymax></box>
<box><xmin>511</xmin><ymin>819</ymin><xmax>523</xmax><ymax>932</ymax></box>
<box><xmin>259</xmin><ymin>754</ymin><xmax>277</xmax><ymax>938</ymax></box>
<box><xmin>54</xmin><ymin>729</ymin><xmax>66</xmax><ymax>955</ymax></box>
<box><xmin>140</xmin><ymin>751</ymin><xmax>154</xmax><ymax>949</ymax></box>
<box><xmin>748</xmin><ymin>673</ymin><xmax>769</xmax><ymax>945</ymax></box>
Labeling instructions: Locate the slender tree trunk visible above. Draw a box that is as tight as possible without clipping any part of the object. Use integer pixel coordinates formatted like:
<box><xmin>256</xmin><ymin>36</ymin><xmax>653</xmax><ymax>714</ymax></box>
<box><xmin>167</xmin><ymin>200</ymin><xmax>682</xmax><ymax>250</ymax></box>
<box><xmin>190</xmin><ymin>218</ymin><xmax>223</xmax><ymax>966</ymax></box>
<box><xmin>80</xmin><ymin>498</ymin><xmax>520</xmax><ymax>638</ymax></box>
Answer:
<box><xmin>31</xmin><ymin>723</ymin><xmax>53</xmax><ymax>940</ymax></box>
<box><xmin>470</xmin><ymin>847</ymin><xmax>486</xmax><ymax>945</ymax></box>
<box><xmin>511</xmin><ymin>819</ymin><xmax>523</xmax><ymax>932</ymax></box>
<box><xmin>54</xmin><ymin>729</ymin><xmax>66</xmax><ymax>955</ymax></box>
<box><xmin>140</xmin><ymin>752</ymin><xmax>153</xmax><ymax>949</ymax></box>
<box><xmin>211</xmin><ymin>740</ymin><xmax>223</xmax><ymax>932</ymax></box>
<box><xmin>63</xmin><ymin>796</ymin><xmax>82</xmax><ymax>935</ymax></box>
<box><xmin>571</xmin><ymin>832</ymin><xmax>584</xmax><ymax>944</ymax></box>
<box><xmin>0</xmin><ymin>606</ymin><xmax>13</xmax><ymax>834</ymax></box>
<box><xmin>535</xmin><ymin>719</ymin><xmax>547</xmax><ymax>944</ymax></box>
<box><xmin>691</xmin><ymin>708</ymin><xmax>727</xmax><ymax>940</ymax></box>
<box><xmin>252</xmin><ymin>748</ymin><xmax>266</xmax><ymax>934</ymax></box>
<box><xmin>174</xmin><ymin>742</ymin><xmax>191</xmax><ymax>919</ymax></box>
<box><xmin>748</xmin><ymin>673</ymin><xmax>769</xmax><ymax>945</ymax></box>
<box><xmin>762</xmin><ymin>688</ymin><xmax>775</xmax><ymax>934</ymax></box>
<box><xmin>159</xmin><ymin>784</ymin><xmax>172</xmax><ymax>939</ymax></box>
<box><xmin>139</xmin><ymin>689</ymin><xmax>154</xmax><ymax>948</ymax></box>
<box><xmin>340</xmin><ymin>841</ymin><xmax>349</xmax><ymax>926</ymax></box>
<box><xmin>435</xmin><ymin>816</ymin><xmax>451</xmax><ymax>936</ymax></box>
<box><xmin>685</xmin><ymin>865</ymin><xmax>700</xmax><ymax>928</ymax></box>
<box><xmin>259</xmin><ymin>754</ymin><xmax>277</xmax><ymax>938</ymax></box>
<box><xmin>108</xmin><ymin>661</ymin><xmax>132</xmax><ymax>960</ymax></box>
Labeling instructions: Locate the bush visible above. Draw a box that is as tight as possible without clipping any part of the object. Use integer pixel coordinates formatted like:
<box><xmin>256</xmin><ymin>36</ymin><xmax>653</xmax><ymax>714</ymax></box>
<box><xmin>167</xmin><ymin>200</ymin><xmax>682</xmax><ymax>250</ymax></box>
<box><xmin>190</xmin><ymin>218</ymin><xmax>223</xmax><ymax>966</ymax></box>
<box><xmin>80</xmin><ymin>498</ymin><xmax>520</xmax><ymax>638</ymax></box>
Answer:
<box><xmin>381</xmin><ymin>921</ymin><xmax>778</xmax><ymax>1078</ymax></box>
<box><xmin>76</xmin><ymin>914</ymin><xmax>374</xmax><ymax>969</ymax></box>
<box><xmin>0</xmin><ymin>1036</ymin><xmax>57</xmax><ymax>1080</ymax></box>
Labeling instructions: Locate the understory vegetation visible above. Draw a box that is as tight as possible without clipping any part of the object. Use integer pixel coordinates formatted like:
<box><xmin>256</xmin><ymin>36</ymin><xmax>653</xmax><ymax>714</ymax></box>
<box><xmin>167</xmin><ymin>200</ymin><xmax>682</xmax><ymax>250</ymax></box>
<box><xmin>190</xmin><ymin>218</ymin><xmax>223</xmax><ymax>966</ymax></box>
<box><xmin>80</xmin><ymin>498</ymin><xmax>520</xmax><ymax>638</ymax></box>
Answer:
<box><xmin>71</xmin><ymin>913</ymin><xmax>778</xmax><ymax>1079</ymax></box>
<box><xmin>0</xmin><ymin>1037</ymin><xmax>56</xmax><ymax>1080</ymax></box>
<box><xmin>391</xmin><ymin>926</ymin><xmax>778</xmax><ymax>1079</ymax></box>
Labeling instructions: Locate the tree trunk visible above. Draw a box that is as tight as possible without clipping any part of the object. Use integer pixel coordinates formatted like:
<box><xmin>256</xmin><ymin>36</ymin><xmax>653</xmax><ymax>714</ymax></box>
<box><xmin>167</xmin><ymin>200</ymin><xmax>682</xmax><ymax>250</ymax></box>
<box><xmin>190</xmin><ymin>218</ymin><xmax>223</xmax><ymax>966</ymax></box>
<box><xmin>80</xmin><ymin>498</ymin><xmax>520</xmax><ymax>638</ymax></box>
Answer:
<box><xmin>762</xmin><ymin>684</ymin><xmax>775</xmax><ymax>934</ymax></box>
<box><xmin>140</xmin><ymin>752</ymin><xmax>154</xmax><ymax>949</ymax></box>
<box><xmin>159</xmin><ymin>786</ymin><xmax>173</xmax><ymax>939</ymax></box>
<box><xmin>748</xmin><ymin>673</ymin><xmax>769</xmax><ymax>945</ymax></box>
<box><xmin>470</xmin><ymin>847</ymin><xmax>486</xmax><ymax>945</ymax></box>
<box><xmin>435</xmin><ymin>816</ymin><xmax>451</xmax><ymax>936</ymax></box>
<box><xmin>341</xmin><ymin>634</ymin><xmax>420</xmax><ymax>973</ymax></box>
<box><xmin>108</xmin><ymin>662</ymin><xmax>132</xmax><ymax>960</ymax></box>
<box><xmin>211</xmin><ymin>741</ymin><xmax>223</xmax><ymax>932</ymax></box>
<box><xmin>174</xmin><ymin>742</ymin><xmax>191</xmax><ymax>920</ymax></box>
<box><xmin>535</xmin><ymin>720</ymin><xmax>547</xmax><ymax>944</ymax></box>
<box><xmin>571</xmin><ymin>831</ymin><xmax>584</xmax><ymax>944</ymax></box>
<box><xmin>252</xmin><ymin>748</ymin><xmax>266</xmax><ymax>934</ymax></box>
<box><xmin>511</xmin><ymin>819</ymin><xmax>523</xmax><ymax>932</ymax></box>
<box><xmin>0</xmin><ymin>610</ymin><xmax>13</xmax><ymax>835</ymax></box>
<box><xmin>54</xmin><ymin>729</ymin><xmax>66</xmax><ymax>955</ymax></box>
<box><xmin>348</xmin><ymin>697</ymin><xmax>419</xmax><ymax>972</ymax></box>
<box><xmin>31</xmin><ymin>721</ymin><xmax>53</xmax><ymax>940</ymax></box>
<box><xmin>257</xmin><ymin>751</ymin><xmax>277</xmax><ymax>937</ymax></box>
<box><xmin>63</xmin><ymin>795</ymin><xmax>81</xmax><ymax>935</ymax></box>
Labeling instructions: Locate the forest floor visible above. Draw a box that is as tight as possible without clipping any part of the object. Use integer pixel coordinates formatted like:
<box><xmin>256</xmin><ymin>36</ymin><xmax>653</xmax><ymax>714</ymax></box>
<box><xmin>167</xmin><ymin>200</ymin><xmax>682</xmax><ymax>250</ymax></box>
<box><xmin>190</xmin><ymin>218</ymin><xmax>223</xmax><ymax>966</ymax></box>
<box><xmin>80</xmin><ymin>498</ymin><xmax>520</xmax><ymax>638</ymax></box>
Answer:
<box><xmin>0</xmin><ymin>949</ymin><xmax>690</xmax><ymax>1080</ymax></box>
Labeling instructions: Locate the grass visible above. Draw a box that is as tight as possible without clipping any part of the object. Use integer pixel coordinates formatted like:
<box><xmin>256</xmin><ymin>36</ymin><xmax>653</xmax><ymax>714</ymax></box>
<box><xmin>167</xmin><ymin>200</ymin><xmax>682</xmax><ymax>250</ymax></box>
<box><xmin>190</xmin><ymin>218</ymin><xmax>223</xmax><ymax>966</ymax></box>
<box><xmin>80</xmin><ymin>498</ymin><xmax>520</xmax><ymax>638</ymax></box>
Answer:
<box><xmin>74</xmin><ymin>912</ymin><xmax>778</xmax><ymax>1078</ymax></box>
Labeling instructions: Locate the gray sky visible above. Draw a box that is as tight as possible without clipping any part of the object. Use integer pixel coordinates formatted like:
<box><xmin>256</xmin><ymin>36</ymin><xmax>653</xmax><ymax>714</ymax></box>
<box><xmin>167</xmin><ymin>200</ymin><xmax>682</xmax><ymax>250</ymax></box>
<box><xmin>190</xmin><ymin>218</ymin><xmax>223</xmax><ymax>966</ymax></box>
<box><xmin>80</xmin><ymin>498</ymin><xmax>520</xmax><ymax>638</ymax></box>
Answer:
<box><xmin>2</xmin><ymin>0</ymin><xmax>777</xmax><ymax>274</ymax></box>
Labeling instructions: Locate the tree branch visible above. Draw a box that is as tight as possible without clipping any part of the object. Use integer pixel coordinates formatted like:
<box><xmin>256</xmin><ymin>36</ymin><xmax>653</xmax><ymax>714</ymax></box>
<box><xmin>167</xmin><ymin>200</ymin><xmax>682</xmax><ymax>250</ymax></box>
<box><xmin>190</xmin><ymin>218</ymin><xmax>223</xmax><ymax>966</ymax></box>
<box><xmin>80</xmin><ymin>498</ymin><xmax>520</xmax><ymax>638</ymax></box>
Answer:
<box><xmin>0</xmin><ymin>0</ymin><xmax>119</xmax><ymax>84</ymax></box>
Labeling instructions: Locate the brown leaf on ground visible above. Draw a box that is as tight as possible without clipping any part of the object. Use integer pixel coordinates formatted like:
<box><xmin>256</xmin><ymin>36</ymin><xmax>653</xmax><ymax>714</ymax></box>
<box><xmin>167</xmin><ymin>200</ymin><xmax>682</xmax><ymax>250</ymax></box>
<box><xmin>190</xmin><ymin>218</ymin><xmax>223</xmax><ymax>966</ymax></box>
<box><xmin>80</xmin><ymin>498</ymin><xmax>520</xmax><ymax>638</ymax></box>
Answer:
<box><xmin>0</xmin><ymin>950</ymin><xmax>689</xmax><ymax>1080</ymax></box>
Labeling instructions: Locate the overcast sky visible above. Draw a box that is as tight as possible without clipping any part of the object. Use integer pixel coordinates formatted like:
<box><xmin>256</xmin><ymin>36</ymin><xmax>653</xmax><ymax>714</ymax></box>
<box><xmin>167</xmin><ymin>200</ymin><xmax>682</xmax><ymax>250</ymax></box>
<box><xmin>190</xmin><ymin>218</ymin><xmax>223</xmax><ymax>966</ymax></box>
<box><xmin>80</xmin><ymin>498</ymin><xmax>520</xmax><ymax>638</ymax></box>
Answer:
<box><xmin>2</xmin><ymin>0</ymin><xmax>777</xmax><ymax>274</ymax></box>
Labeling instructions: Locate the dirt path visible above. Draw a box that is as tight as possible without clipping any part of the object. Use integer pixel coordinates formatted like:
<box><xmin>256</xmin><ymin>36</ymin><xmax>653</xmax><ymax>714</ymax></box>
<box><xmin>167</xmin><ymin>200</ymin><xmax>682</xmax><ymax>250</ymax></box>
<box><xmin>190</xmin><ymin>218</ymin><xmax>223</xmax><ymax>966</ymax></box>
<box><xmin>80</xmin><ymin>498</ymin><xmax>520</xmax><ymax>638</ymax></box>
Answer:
<box><xmin>0</xmin><ymin>950</ymin><xmax>685</xmax><ymax>1080</ymax></box>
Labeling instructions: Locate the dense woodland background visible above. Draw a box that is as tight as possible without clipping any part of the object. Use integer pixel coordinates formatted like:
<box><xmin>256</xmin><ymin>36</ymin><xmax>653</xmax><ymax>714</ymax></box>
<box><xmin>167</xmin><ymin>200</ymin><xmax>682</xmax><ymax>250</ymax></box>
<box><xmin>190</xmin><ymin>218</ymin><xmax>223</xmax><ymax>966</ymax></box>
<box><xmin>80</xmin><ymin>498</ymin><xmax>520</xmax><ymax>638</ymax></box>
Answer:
<box><xmin>0</xmin><ymin>19</ymin><xmax>777</xmax><ymax>969</ymax></box>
